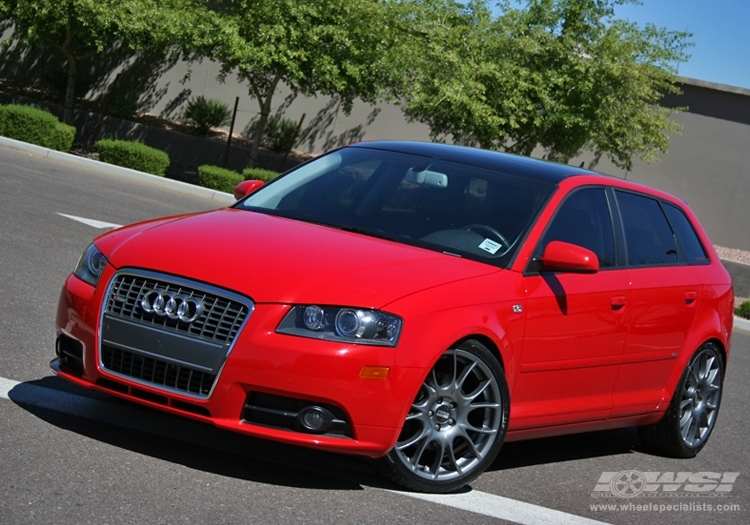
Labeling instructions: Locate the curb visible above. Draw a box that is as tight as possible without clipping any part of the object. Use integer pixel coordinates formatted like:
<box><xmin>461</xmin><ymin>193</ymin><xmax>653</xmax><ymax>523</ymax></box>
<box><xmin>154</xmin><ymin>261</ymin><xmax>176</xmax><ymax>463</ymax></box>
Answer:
<box><xmin>735</xmin><ymin>316</ymin><xmax>750</xmax><ymax>333</ymax></box>
<box><xmin>0</xmin><ymin>136</ymin><xmax>236</xmax><ymax>205</ymax></box>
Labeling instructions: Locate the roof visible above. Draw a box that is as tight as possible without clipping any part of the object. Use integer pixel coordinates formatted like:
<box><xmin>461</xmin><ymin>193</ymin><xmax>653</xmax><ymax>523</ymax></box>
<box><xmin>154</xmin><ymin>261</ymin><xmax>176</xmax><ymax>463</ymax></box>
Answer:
<box><xmin>347</xmin><ymin>141</ymin><xmax>597</xmax><ymax>184</ymax></box>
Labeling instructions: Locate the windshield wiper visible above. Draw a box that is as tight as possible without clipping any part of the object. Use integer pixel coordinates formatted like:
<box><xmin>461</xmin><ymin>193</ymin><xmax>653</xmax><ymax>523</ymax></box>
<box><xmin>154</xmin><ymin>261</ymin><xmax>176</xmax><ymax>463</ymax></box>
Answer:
<box><xmin>339</xmin><ymin>225</ymin><xmax>401</xmax><ymax>242</ymax></box>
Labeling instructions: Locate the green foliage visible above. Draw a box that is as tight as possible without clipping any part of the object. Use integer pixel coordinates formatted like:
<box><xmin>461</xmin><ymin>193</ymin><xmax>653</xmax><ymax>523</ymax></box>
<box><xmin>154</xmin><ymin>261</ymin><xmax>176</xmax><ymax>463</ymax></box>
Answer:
<box><xmin>263</xmin><ymin>115</ymin><xmax>298</xmax><ymax>153</ymax></box>
<box><xmin>242</xmin><ymin>167</ymin><xmax>280</xmax><ymax>183</ymax></box>
<box><xmin>198</xmin><ymin>165</ymin><xmax>243</xmax><ymax>193</ymax></box>
<box><xmin>396</xmin><ymin>0</ymin><xmax>691</xmax><ymax>171</ymax></box>
<box><xmin>183</xmin><ymin>96</ymin><xmax>232</xmax><ymax>135</ymax></box>
<box><xmin>50</xmin><ymin>121</ymin><xmax>77</xmax><ymax>151</ymax></box>
<box><xmin>0</xmin><ymin>104</ymin><xmax>76</xmax><ymax>151</ymax></box>
<box><xmin>736</xmin><ymin>301</ymin><xmax>750</xmax><ymax>320</ymax></box>
<box><xmin>96</xmin><ymin>139</ymin><xmax>170</xmax><ymax>176</ymax></box>
<box><xmin>191</xmin><ymin>0</ymin><xmax>405</xmax><ymax>165</ymax></box>
<box><xmin>0</xmin><ymin>0</ymin><xmax>202</xmax><ymax>121</ymax></box>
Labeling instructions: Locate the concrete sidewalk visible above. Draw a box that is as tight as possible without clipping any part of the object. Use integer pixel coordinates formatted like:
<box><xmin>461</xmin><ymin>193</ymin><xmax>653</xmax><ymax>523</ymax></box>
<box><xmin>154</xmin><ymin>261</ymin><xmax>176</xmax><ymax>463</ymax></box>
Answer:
<box><xmin>0</xmin><ymin>135</ymin><xmax>236</xmax><ymax>205</ymax></box>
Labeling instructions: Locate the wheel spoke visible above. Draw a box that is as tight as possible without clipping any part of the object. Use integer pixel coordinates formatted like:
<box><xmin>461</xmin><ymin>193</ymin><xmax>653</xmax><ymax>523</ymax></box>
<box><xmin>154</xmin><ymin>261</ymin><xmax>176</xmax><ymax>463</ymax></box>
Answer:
<box><xmin>428</xmin><ymin>440</ymin><xmax>447</xmax><ymax>476</ymax></box>
<box><xmin>397</xmin><ymin>420</ymin><xmax>430</xmax><ymax>449</ymax></box>
<box><xmin>410</xmin><ymin>433</ymin><xmax>433</xmax><ymax>469</ymax></box>
<box><xmin>463</xmin><ymin>378</ymin><xmax>492</xmax><ymax>403</ymax></box>
<box><xmin>446</xmin><ymin>441</ymin><xmax>463</xmax><ymax>475</ymax></box>
<box><xmin>455</xmin><ymin>360</ymin><xmax>478</xmax><ymax>392</ymax></box>
<box><xmin>457</xmin><ymin>428</ymin><xmax>482</xmax><ymax>460</ymax></box>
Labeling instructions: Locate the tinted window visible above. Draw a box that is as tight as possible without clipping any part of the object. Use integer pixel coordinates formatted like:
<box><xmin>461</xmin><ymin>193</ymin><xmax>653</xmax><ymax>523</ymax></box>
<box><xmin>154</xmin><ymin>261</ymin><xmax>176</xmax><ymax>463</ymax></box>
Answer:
<box><xmin>616</xmin><ymin>191</ymin><xmax>677</xmax><ymax>266</ymax></box>
<box><xmin>239</xmin><ymin>147</ymin><xmax>554</xmax><ymax>266</ymax></box>
<box><xmin>664</xmin><ymin>203</ymin><xmax>709</xmax><ymax>264</ymax></box>
<box><xmin>541</xmin><ymin>188</ymin><xmax>616</xmax><ymax>267</ymax></box>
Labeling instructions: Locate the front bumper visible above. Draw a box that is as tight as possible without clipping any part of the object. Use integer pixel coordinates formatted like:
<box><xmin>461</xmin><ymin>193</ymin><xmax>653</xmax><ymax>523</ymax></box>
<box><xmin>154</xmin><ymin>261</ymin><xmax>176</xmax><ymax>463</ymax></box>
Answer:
<box><xmin>53</xmin><ymin>269</ymin><xmax>425</xmax><ymax>458</ymax></box>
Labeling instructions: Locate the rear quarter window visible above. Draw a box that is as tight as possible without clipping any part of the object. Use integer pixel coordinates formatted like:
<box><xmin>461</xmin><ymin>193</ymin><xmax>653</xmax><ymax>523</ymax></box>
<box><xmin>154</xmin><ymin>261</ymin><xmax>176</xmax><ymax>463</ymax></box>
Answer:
<box><xmin>663</xmin><ymin>203</ymin><xmax>710</xmax><ymax>264</ymax></box>
<box><xmin>616</xmin><ymin>191</ymin><xmax>678</xmax><ymax>266</ymax></box>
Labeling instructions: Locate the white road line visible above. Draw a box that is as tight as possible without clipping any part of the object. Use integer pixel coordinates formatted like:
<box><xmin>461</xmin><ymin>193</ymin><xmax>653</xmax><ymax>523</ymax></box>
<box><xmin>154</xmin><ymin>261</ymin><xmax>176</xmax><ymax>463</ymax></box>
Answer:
<box><xmin>0</xmin><ymin>374</ymin><xmax>612</xmax><ymax>525</ymax></box>
<box><xmin>398</xmin><ymin>490</ymin><xmax>612</xmax><ymax>525</ymax></box>
<box><xmin>57</xmin><ymin>213</ymin><xmax>122</xmax><ymax>229</ymax></box>
<box><xmin>0</xmin><ymin>376</ymin><xmax>20</xmax><ymax>399</ymax></box>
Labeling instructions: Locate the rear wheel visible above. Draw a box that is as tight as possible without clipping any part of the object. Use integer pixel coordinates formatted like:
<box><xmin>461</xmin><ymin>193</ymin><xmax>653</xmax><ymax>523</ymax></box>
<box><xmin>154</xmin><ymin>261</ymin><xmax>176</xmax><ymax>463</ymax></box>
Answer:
<box><xmin>638</xmin><ymin>342</ymin><xmax>724</xmax><ymax>457</ymax></box>
<box><xmin>378</xmin><ymin>339</ymin><xmax>508</xmax><ymax>493</ymax></box>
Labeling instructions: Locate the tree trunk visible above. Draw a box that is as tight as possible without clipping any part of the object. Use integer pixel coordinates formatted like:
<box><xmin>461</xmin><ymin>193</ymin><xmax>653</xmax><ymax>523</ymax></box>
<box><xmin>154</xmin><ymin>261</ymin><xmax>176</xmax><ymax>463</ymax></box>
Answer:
<box><xmin>64</xmin><ymin>69</ymin><xmax>76</xmax><ymax>124</ymax></box>
<box><xmin>60</xmin><ymin>24</ymin><xmax>77</xmax><ymax>125</ymax></box>
<box><xmin>249</xmin><ymin>73</ymin><xmax>283</xmax><ymax>168</ymax></box>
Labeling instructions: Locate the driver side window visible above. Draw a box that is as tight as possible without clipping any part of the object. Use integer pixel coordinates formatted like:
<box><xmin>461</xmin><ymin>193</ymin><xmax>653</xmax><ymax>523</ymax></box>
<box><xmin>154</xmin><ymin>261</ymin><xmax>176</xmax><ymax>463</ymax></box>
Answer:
<box><xmin>541</xmin><ymin>188</ymin><xmax>616</xmax><ymax>267</ymax></box>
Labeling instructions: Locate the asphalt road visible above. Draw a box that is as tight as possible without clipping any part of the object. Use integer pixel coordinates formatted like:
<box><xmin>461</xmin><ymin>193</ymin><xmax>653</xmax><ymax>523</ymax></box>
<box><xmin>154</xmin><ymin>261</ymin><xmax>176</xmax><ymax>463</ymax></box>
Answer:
<box><xmin>1</xmin><ymin>144</ymin><xmax>747</xmax><ymax>525</ymax></box>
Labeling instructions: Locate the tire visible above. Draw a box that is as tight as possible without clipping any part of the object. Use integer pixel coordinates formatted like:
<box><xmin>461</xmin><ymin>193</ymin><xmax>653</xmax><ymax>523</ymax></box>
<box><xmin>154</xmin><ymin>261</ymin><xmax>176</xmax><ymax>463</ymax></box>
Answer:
<box><xmin>638</xmin><ymin>342</ymin><xmax>724</xmax><ymax>458</ymax></box>
<box><xmin>377</xmin><ymin>339</ymin><xmax>509</xmax><ymax>493</ymax></box>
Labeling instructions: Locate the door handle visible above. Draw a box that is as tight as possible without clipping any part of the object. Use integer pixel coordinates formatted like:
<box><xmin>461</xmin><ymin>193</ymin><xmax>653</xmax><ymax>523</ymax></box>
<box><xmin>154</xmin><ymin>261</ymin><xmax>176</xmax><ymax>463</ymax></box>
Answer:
<box><xmin>685</xmin><ymin>291</ymin><xmax>697</xmax><ymax>305</ymax></box>
<box><xmin>611</xmin><ymin>296</ymin><xmax>626</xmax><ymax>310</ymax></box>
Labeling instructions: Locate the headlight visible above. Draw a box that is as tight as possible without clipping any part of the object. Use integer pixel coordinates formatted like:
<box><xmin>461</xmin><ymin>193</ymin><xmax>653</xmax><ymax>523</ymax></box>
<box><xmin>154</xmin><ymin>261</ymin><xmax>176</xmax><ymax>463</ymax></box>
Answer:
<box><xmin>73</xmin><ymin>243</ymin><xmax>108</xmax><ymax>286</ymax></box>
<box><xmin>277</xmin><ymin>305</ymin><xmax>403</xmax><ymax>347</ymax></box>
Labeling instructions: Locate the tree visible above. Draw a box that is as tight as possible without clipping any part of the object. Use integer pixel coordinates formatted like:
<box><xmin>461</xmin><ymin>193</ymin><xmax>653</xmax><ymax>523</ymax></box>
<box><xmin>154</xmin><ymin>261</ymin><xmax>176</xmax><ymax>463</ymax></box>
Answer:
<box><xmin>0</xmin><ymin>0</ymin><xmax>191</xmax><ymax>123</ymax></box>
<box><xmin>397</xmin><ymin>0</ymin><xmax>692</xmax><ymax>171</ymax></box>
<box><xmin>194</xmin><ymin>0</ymin><xmax>406</xmax><ymax>166</ymax></box>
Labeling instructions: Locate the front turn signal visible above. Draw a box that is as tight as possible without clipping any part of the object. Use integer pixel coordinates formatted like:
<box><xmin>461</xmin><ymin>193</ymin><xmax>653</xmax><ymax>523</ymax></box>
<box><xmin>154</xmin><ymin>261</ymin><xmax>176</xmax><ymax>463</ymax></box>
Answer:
<box><xmin>360</xmin><ymin>366</ymin><xmax>390</xmax><ymax>380</ymax></box>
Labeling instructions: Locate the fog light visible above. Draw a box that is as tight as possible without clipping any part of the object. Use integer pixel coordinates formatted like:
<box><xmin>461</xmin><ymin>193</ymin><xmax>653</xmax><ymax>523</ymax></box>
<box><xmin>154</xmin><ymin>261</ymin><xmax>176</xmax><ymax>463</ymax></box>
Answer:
<box><xmin>297</xmin><ymin>406</ymin><xmax>333</xmax><ymax>433</ymax></box>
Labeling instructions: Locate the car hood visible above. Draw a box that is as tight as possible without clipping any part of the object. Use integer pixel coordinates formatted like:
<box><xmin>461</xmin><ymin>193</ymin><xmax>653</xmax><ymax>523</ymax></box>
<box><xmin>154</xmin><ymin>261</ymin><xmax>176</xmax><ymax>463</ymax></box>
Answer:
<box><xmin>101</xmin><ymin>208</ymin><xmax>499</xmax><ymax>307</ymax></box>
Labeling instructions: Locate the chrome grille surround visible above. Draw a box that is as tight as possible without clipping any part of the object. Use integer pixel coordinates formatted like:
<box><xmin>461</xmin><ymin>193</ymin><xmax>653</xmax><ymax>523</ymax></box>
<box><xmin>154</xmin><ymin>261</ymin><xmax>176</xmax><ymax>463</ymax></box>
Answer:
<box><xmin>100</xmin><ymin>269</ymin><xmax>254</xmax><ymax>398</ymax></box>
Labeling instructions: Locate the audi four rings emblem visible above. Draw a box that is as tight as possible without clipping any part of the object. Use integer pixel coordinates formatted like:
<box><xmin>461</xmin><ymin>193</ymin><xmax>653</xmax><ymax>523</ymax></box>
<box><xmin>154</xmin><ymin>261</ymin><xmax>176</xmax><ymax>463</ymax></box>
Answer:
<box><xmin>140</xmin><ymin>290</ymin><xmax>203</xmax><ymax>323</ymax></box>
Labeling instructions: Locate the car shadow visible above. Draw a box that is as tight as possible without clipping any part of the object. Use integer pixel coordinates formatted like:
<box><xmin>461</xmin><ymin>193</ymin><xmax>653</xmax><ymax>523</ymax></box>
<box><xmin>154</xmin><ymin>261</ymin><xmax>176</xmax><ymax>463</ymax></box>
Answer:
<box><xmin>10</xmin><ymin>376</ymin><xmax>645</xmax><ymax>492</ymax></box>
<box><xmin>8</xmin><ymin>376</ymin><xmax>389</xmax><ymax>492</ymax></box>
<box><xmin>489</xmin><ymin>428</ymin><xmax>641</xmax><ymax>472</ymax></box>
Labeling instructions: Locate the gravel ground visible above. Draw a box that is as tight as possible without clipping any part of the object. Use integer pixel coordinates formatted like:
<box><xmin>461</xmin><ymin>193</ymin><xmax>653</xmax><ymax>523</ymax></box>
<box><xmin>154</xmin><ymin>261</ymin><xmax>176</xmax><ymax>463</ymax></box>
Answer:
<box><xmin>715</xmin><ymin>245</ymin><xmax>750</xmax><ymax>265</ymax></box>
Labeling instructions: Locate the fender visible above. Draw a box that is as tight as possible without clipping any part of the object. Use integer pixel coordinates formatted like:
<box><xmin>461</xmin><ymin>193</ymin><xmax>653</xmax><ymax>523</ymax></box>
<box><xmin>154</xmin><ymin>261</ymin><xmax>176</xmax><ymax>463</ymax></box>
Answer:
<box><xmin>656</xmin><ymin>291</ymin><xmax>732</xmax><ymax>411</ymax></box>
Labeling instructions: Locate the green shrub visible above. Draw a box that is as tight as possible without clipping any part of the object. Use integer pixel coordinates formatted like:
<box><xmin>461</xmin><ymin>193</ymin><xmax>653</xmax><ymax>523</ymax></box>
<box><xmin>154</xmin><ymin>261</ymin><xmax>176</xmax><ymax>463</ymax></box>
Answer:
<box><xmin>183</xmin><ymin>96</ymin><xmax>231</xmax><ymax>135</ymax></box>
<box><xmin>242</xmin><ymin>167</ymin><xmax>280</xmax><ymax>182</ymax></box>
<box><xmin>50</xmin><ymin>121</ymin><xmax>76</xmax><ymax>151</ymax></box>
<box><xmin>198</xmin><ymin>165</ymin><xmax>243</xmax><ymax>193</ymax></box>
<box><xmin>736</xmin><ymin>300</ymin><xmax>750</xmax><ymax>320</ymax></box>
<box><xmin>0</xmin><ymin>104</ymin><xmax>76</xmax><ymax>152</ymax></box>
<box><xmin>263</xmin><ymin>114</ymin><xmax>298</xmax><ymax>153</ymax></box>
<box><xmin>96</xmin><ymin>139</ymin><xmax>170</xmax><ymax>176</ymax></box>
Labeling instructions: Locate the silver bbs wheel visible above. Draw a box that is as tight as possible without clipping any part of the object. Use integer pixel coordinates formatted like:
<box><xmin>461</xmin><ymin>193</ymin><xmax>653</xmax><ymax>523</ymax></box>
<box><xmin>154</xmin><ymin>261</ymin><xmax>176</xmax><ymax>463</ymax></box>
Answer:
<box><xmin>679</xmin><ymin>345</ymin><xmax>722</xmax><ymax>448</ymax></box>
<box><xmin>378</xmin><ymin>340</ymin><xmax>508</xmax><ymax>492</ymax></box>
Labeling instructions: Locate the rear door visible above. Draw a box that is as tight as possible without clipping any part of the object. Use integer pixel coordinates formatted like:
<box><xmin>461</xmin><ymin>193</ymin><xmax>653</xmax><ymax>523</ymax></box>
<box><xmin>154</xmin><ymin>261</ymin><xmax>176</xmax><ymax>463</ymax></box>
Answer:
<box><xmin>611</xmin><ymin>190</ymin><xmax>700</xmax><ymax>417</ymax></box>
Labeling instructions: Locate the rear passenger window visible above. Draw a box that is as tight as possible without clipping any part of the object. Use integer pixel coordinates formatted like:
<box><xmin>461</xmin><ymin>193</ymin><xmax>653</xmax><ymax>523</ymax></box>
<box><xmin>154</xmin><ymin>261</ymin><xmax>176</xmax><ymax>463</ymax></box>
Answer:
<box><xmin>663</xmin><ymin>203</ymin><xmax>709</xmax><ymax>264</ymax></box>
<box><xmin>541</xmin><ymin>188</ymin><xmax>616</xmax><ymax>267</ymax></box>
<box><xmin>616</xmin><ymin>191</ymin><xmax>677</xmax><ymax>266</ymax></box>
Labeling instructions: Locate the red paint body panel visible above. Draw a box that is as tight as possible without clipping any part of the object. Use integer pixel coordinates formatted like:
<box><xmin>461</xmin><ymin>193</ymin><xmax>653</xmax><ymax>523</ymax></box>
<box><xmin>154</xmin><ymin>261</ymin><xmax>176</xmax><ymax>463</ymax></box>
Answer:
<box><xmin>105</xmin><ymin>209</ymin><xmax>498</xmax><ymax>307</ymax></box>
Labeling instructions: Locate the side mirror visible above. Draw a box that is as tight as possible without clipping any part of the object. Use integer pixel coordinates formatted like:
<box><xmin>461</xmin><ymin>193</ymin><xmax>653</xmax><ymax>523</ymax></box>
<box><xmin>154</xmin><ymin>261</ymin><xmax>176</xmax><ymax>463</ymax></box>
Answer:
<box><xmin>541</xmin><ymin>240</ymin><xmax>599</xmax><ymax>273</ymax></box>
<box><xmin>233</xmin><ymin>179</ymin><xmax>264</xmax><ymax>200</ymax></box>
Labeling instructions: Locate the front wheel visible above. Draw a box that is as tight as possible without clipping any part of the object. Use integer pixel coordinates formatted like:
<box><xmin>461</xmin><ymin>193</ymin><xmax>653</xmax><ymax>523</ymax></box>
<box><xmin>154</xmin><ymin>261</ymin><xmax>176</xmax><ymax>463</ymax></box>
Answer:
<box><xmin>377</xmin><ymin>339</ymin><xmax>509</xmax><ymax>493</ymax></box>
<box><xmin>638</xmin><ymin>342</ymin><xmax>724</xmax><ymax>458</ymax></box>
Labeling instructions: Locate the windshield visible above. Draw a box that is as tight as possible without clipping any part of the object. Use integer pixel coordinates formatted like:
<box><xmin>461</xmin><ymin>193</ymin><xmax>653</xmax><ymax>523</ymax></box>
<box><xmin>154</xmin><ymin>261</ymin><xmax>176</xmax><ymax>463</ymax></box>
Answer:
<box><xmin>236</xmin><ymin>146</ymin><xmax>555</xmax><ymax>267</ymax></box>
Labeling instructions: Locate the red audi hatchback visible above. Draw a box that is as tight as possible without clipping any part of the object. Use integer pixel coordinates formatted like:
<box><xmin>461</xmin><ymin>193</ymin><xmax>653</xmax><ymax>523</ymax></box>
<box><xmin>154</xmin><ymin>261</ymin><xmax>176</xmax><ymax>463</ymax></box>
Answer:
<box><xmin>53</xmin><ymin>141</ymin><xmax>733</xmax><ymax>492</ymax></box>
